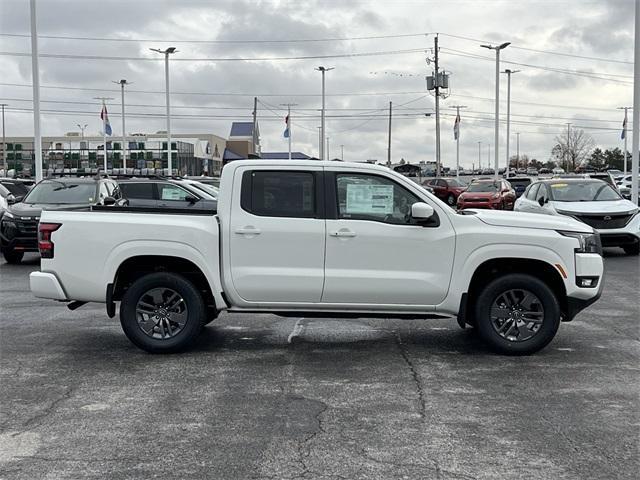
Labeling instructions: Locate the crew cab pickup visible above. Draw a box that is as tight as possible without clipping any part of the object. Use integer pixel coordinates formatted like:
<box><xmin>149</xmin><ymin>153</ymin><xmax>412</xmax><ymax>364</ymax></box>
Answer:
<box><xmin>30</xmin><ymin>160</ymin><xmax>604</xmax><ymax>355</ymax></box>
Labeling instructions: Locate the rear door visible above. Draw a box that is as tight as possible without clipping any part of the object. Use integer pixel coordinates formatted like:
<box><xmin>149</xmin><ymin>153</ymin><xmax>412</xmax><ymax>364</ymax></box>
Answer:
<box><xmin>119</xmin><ymin>182</ymin><xmax>157</xmax><ymax>208</ymax></box>
<box><xmin>322</xmin><ymin>170</ymin><xmax>455</xmax><ymax>306</ymax></box>
<box><xmin>227</xmin><ymin>166</ymin><xmax>326</xmax><ymax>303</ymax></box>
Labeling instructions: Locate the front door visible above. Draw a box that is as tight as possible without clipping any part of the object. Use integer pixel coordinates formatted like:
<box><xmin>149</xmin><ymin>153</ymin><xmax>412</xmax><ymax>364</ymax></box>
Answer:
<box><xmin>322</xmin><ymin>171</ymin><xmax>456</xmax><ymax>306</ymax></box>
<box><xmin>228</xmin><ymin>167</ymin><xmax>325</xmax><ymax>303</ymax></box>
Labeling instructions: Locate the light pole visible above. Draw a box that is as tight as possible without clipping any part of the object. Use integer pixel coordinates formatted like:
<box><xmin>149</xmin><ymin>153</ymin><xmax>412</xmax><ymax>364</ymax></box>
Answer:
<box><xmin>150</xmin><ymin>47</ymin><xmax>177</xmax><ymax>174</ymax></box>
<box><xmin>516</xmin><ymin>132</ymin><xmax>520</xmax><ymax>170</ymax></box>
<box><xmin>502</xmin><ymin>69</ymin><xmax>520</xmax><ymax>177</ymax></box>
<box><xmin>481</xmin><ymin>42</ymin><xmax>510</xmax><ymax>180</ymax></box>
<box><xmin>487</xmin><ymin>143</ymin><xmax>491</xmax><ymax>171</ymax></box>
<box><xmin>76</xmin><ymin>123</ymin><xmax>87</xmax><ymax>170</ymax></box>
<box><xmin>633</xmin><ymin>0</ymin><xmax>640</xmax><ymax>205</ymax></box>
<box><xmin>340</xmin><ymin>144</ymin><xmax>344</xmax><ymax>161</ymax></box>
<box><xmin>113</xmin><ymin>79</ymin><xmax>131</xmax><ymax>170</ymax></box>
<box><xmin>1</xmin><ymin>104</ymin><xmax>7</xmax><ymax>174</ymax></box>
<box><xmin>315</xmin><ymin>66</ymin><xmax>334</xmax><ymax>161</ymax></box>
<box><xmin>326</xmin><ymin>136</ymin><xmax>330</xmax><ymax>160</ymax></box>
<box><xmin>477</xmin><ymin>141</ymin><xmax>482</xmax><ymax>171</ymax></box>
<box><xmin>30</xmin><ymin>0</ymin><xmax>43</xmax><ymax>182</ymax></box>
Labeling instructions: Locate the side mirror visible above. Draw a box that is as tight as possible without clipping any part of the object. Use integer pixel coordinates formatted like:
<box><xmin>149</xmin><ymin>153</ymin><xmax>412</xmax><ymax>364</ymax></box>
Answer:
<box><xmin>102</xmin><ymin>196</ymin><xmax>116</xmax><ymax>206</ymax></box>
<box><xmin>537</xmin><ymin>196</ymin><xmax>548</xmax><ymax>207</ymax></box>
<box><xmin>411</xmin><ymin>202</ymin><xmax>434</xmax><ymax>220</ymax></box>
<box><xmin>6</xmin><ymin>194</ymin><xmax>16</xmax><ymax>205</ymax></box>
<box><xmin>185</xmin><ymin>195</ymin><xmax>199</xmax><ymax>204</ymax></box>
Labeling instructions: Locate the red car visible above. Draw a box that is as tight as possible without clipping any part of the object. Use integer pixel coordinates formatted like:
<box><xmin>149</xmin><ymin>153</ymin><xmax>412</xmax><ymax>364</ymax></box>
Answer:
<box><xmin>456</xmin><ymin>179</ymin><xmax>516</xmax><ymax>210</ymax></box>
<box><xmin>423</xmin><ymin>177</ymin><xmax>467</xmax><ymax>206</ymax></box>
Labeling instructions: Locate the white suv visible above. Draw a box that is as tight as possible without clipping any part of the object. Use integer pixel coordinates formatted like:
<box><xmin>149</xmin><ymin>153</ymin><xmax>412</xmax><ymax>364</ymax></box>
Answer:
<box><xmin>515</xmin><ymin>178</ymin><xmax>640</xmax><ymax>255</ymax></box>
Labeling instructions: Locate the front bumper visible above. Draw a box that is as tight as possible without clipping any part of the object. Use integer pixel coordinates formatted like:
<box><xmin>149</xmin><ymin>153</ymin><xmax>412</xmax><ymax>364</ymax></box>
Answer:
<box><xmin>30</xmin><ymin>272</ymin><xmax>68</xmax><ymax>300</ymax></box>
<box><xmin>565</xmin><ymin>281</ymin><xmax>604</xmax><ymax>321</ymax></box>
<box><xmin>0</xmin><ymin>218</ymin><xmax>38</xmax><ymax>253</ymax></box>
<box><xmin>458</xmin><ymin>201</ymin><xmax>501</xmax><ymax>210</ymax></box>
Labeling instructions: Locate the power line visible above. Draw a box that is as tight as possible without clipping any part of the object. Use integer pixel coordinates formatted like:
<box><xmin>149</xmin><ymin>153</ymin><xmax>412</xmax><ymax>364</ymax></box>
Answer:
<box><xmin>0</xmin><ymin>32</ymin><xmax>431</xmax><ymax>44</ymax></box>
<box><xmin>0</xmin><ymin>47</ymin><xmax>429</xmax><ymax>62</ymax></box>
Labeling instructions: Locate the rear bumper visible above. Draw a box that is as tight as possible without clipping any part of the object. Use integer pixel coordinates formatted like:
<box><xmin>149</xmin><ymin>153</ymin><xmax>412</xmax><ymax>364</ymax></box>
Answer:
<box><xmin>30</xmin><ymin>272</ymin><xmax>68</xmax><ymax>300</ymax></box>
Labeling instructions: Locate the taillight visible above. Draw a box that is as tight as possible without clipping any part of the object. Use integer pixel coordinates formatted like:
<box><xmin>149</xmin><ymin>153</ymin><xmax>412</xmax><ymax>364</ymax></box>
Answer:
<box><xmin>38</xmin><ymin>222</ymin><xmax>61</xmax><ymax>259</ymax></box>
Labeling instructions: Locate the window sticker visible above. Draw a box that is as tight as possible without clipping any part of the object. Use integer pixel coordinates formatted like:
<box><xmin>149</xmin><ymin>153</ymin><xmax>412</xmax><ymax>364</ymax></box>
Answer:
<box><xmin>161</xmin><ymin>187</ymin><xmax>184</xmax><ymax>200</ymax></box>
<box><xmin>346</xmin><ymin>184</ymin><xmax>394</xmax><ymax>214</ymax></box>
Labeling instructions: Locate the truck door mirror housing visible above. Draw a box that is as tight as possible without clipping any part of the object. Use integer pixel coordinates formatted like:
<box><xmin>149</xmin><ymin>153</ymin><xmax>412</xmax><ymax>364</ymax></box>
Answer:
<box><xmin>411</xmin><ymin>202</ymin><xmax>434</xmax><ymax>220</ymax></box>
<box><xmin>185</xmin><ymin>195</ymin><xmax>199</xmax><ymax>204</ymax></box>
<box><xmin>537</xmin><ymin>196</ymin><xmax>548</xmax><ymax>207</ymax></box>
<box><xmin>102</xmin><ymin>196</ymin><xmax>116</xmax><ymax>206</ymax></box>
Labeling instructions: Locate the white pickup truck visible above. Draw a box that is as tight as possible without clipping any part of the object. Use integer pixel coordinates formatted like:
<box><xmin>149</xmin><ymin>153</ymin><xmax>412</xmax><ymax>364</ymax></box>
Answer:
<box><xmin>30</xmin><ymin>160</ymin><xmax>604</xmax><ymax>355</ymax></box>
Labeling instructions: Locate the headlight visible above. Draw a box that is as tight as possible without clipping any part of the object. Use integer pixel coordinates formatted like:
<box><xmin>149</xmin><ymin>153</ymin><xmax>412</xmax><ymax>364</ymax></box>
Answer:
<box><xmin>558</xmin><ymin>230</ymin><xmax>602</xmax><ymax>255</ymax></box>
<box><xmin>2</xmin><ymin>211</ymin><xmax>14</xmax><ymax>219</ymax></box>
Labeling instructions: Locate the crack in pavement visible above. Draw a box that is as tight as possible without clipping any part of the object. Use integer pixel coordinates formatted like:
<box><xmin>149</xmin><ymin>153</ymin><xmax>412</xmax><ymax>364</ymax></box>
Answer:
<box><xmin>295</xmin><ymin>397</ymin><xmax>329</xmax><ymax>479</ymax></box>
<box><xmin>359</xmin><ymin>449</ymin><xmax>479</xmax><ymax>480</ymax></box>
<box><xmin>395</xmin><ymin>331</ymin><xmax>426</xmax><ymax>420</ymax></box>
<box><xmin>20</xmin><ymin>385</ymin><xmax>74</xmax><ymax>431</ymax></box>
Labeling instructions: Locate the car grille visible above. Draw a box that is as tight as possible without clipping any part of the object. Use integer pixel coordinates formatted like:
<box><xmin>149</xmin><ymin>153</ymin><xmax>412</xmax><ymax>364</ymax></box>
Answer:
<box><xmin>16</xmin><ymin>218</ymin><xmax>39</xmax><ymax>235</ymax></box>
<box><xmin>573</xmin><ymin>213</ymin><xmax>634</xmax><ymax>230</ymax></box>
<box><xmin>464</xmin><ymin>198</ymin><xmax>489</xmax><ymax>203</ymax></box>
<box><xmin>600</xmin><ymin>233</ymin><xmax>639</xmax><ymax>246</ymax></box>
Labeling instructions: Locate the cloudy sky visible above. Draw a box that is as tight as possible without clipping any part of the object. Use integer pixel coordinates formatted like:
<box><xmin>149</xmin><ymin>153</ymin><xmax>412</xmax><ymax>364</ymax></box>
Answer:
<box><xmin>0</xmin><ymin>0</ymin><xmax>635</xmax><ymax>168</ymax></box>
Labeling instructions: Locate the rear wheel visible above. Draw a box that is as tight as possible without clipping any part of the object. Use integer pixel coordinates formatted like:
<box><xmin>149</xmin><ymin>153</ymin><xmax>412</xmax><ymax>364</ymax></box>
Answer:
<box><xmin>623</xmin><ymin>243</ymin><xmax>639</xmax><ymax>255</ymax></box>
<box><xmin>474</xmin><ymin>273</ymin><xmax>560</xmax><ymax>355</ymax></box>
<box><xmin>3</xmin><ymin>250</ymin><xmax>24</xmax><ymax>264</ymax></box>
<box><xmin>120</xmin><ymin>272</ymin><xmax>205</xmax><ymax>353</ymax></box>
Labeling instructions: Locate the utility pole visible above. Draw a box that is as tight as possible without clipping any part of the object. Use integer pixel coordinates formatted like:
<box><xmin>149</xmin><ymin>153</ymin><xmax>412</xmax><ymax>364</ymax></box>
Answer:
<box><xmin>94</xmin><ymin>97</ymin><xmax>113</xmax><ymax>172</ymax></box>
<box><xmin>340</xmin><ymin>144</ymin><xmax>344</xmax><ymax>161</ymax></box>
<box><xmin>1</xmin><ymin>104</ymin><xmax>7</xmax><ymax>174</ymax></box>
<box><xmin>618</xmin><ymin>106</ymin><xmax>632</xmax><ymax>173</ymax></box>
<box><xmin>450</xmin><ymin>105</ymin><xmax>467</xmax><ymax>177</ymax></box>
<box><xmin>477</xmin><ymin>141</ymin><xmax>482</xmax><ymax>171</ymax></box>
<box><xmin>516</xmin><ymin>132</ymin><xmax>520</xmax><ymax>170</ymax></box>
<box><xmin>150</xmin><ymin>47</ymin><xmax>177</xmax><ymax>173</ymax></box>
<box><xmin>387</xmin><ymin>101</ymin><xmax>392</xmax><ymax>167</ymax></box>
<box><xmin>252</xmin><ymin>97</ymin><xmax>258</xmax><ymax>156</ymax></box>
<box><xmin>113</xmin><ymin>79</ymin><xmax>131</xmax><ymax>170</ymax></box>
<box><xmin>30</xmin><ymin>0</ymin><xmax>43</xmax><ymax>182</ymax></box>
<box><xmin>315</xmin><ymin>66</ymin><xmax>334</xmax><ymax>161</ymax></box>
<box><xmin>481</xmin><ymin>41</ymin><xmax>511</xmax><ymax>180</ymax></box>
<box><xmin>317</xmin><ymin>127</ymin><xmax>321</xmax><ymax>159</ymax></box>
<box><xmin>434</xmin><ymin>35</ymin><xmax>441</xmax><ymax>177</ymax></box>
<box><xmin>632</xmin><ymin>0</ymin><xmax>640</xmax><ymax>205</ymax></box>
<box><xmin>566</xmin><ymin>123</ymin><xmax>571</xmax><ymax>172</ymax></box>
<box><xmin>503</xmin><ymin>69</ymin><xmax>520</xmax><ymax>177</ymax></box>
<box><xmin>280</xmin><ymin>103</ymin><xmax>297</xmax><ymax>161</ymax></box>
<box><xmin>326</xmin><ymin>136</ymin><xmax>330</xmax><ymax>161</ymax></box>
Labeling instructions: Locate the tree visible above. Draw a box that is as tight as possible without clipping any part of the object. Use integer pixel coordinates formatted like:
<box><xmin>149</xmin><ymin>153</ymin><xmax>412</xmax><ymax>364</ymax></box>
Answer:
<box><xmin>551</xmin><ymin>128</ymin><xmax>595</xmax><ymax>172</ymax></box>
<box><xmin>543</xmin><ymin>159</ymin><xmax>557</xmax><ymax>169</ymax></box>
<box><xmin>509</xmin><ymin>154</ymin><xmax>530</xmax><ymax>169</ymax></box>
<box><xmin>588</xmin><ymin>147</ymin><xmax>607</xmax><ymax>171</ymax></box>
<box><xmin>586</xmin><ymin>147</ymin><xmax>627</xmax><ymax>171</ymax></box>
<box><xmin>529</xmin><ymin>158</ymin><xmax>544</xmax><ymax>169</ymax></box>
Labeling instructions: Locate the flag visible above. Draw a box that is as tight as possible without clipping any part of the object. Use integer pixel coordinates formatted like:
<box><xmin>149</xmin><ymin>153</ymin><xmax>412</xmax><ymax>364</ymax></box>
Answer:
<box><xmin>101</xmin><ymin>103</ymin><xmax>112</xmax><ymax>136</ymax></box>
<box><xmin>621</xmin><ymin>115</ymin><xmax>627</xmax><ymax>140</ymax></box>
<box><xmin>453</xmin><ymin>112</ymin><xmax>460</xmax><ymax>140</ymax></box>
<box><xmin>283</xmin><ymin>114</ymin><xmax>290</xmax><ymax>138</ymax></box>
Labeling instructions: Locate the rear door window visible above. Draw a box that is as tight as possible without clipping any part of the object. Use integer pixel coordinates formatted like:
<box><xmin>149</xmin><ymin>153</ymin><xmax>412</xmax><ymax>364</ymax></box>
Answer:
<box><xmin>120</xmin><ymin>182</ymin><xmax>155</xmax><ymax>199</ymax></box>
<box><xmin>241</xmin><ymin>171</ymin><xmax>316</xmax><ymax>218</ymax></box>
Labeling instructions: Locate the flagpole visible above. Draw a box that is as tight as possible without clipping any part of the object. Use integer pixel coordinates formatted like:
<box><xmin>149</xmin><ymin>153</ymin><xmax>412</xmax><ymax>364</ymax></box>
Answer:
<box><xmin>288</xmin><ymin>105</ymin><xmax>292</xmax><ymax>161</ymax></box>
<box><xmin>624</xmin><ymin>107</ymin><xmax>629</xmax><ymax>174</ymax></box>
<box><xmin>451</xmin><ymin>105</ymin><xmax>467</xmax><ymax>178</ymax></box>
<box><xmin>103</xmin><ymin>103</ymin><xmax>107</xmax><ymax>172</ymax></box>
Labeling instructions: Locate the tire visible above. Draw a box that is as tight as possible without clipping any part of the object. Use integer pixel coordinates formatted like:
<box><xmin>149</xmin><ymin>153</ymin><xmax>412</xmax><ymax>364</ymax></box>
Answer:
<box><xmin>120</xmin><ymin>272</ymin><xmax>205</xmax><ymax>353</ymax></box>
<box><xmin>3</xmin><ymin>250</ymin><xmax>24</xmax><ymax>264</ymax></box>
<box><xmin>474</xmin><ymin>273</ymin><xmax>560</xmax><ymax>355</ymax></box>
<box><xmin>446</xmin><ymin>194</ymin><xmax>456</xmax><ymax>206</ymax></box>
<box><xmin>623</xmin><ymin>243</ymin><xmax>639</xmax><ymax>255</ymax></box>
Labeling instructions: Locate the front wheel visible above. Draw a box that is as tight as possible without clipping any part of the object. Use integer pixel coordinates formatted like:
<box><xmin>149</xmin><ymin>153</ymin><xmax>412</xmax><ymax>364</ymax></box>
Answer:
<box><xmin>623</xmin><ymin>243</ymin><xmax>639</xmax><ymax>255</ymax></box>
<box><xmin>446</xmin><ymin>194</ymin><xmax>456</xmax><ymax>206</ymax></box>
<box><xmin>474</xmin><ymin>273</ymin><xmax>560</xmax><ymax>355</ymax></box>
<box><xmin>3</xmin><ymin>249</ymin><xmax>24</xmax><ymax>264</ymax></box>
<box><xmin>120</xmin><ymin>272</ymin><xmax>205</xmax><ymax>353</ymax></box>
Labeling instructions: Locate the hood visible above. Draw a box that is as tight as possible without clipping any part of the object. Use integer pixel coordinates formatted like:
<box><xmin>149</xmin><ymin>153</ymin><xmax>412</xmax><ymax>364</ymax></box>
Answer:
<box><xmin>550</xmin><ymin>199</ymin><xmax>638</xmax><ymax>215</ymax></box>
<box><xmin>459</xmin><ymin>191</ymin><xmax>496</xmax><ymax>199</ymax></box>
<box><xmin>472</xmin><ymin>209</ymin><xmax>593</xmax><ymax>233</ymax></box>
<box><xmin>8</xmin><ymin>202</ymin><xmax>91</xmax><ymax>217</ymax></box>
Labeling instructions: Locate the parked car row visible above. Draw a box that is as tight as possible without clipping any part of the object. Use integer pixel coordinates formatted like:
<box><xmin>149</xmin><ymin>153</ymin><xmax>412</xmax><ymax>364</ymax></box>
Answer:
<box><xmin>0</xmin><ymin>174</ymin><xmax>220</xmax><ymax>263</ymax></box>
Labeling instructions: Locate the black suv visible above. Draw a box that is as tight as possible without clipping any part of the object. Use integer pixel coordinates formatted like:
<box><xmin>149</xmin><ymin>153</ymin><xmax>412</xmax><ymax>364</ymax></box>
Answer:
<box><xmin>0</xmin><ymin>176</ymin><xmax>126</xmax><ymax>264</ymax></box>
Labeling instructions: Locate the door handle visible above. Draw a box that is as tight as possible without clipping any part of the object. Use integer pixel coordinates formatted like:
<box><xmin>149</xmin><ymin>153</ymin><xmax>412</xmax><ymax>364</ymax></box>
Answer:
<box><xmin>330</xmin><ymin>230</ymin><xmax>356</xmax><ymax>238</ymax></box>
<box><xmin>235</xmin><ymin>226</ymin><xmax>261</xmax><ymax>235</ymax></box>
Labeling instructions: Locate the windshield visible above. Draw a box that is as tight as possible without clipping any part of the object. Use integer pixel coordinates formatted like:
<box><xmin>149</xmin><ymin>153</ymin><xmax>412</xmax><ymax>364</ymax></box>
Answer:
<box><xmin>190</xmin><ymin>182</ymin><xmax>218</xmax><ymax>199</ymax></box>
<box><xmin>23</xmin><ymin>180</ymin><xmax>97</xmax><ymax>204</ymax></box>
<box><xmin>446</xmin><ymin>179</ymin><xmax>465</xmax><ymax>187</ymax></box>
<box><xmin>509</xmin><ymin>179</ymin><xmax>531</xmax><ymax>187</ymax></box>
<box><xmin>467</xmin><ymin>182</ymin><xmax>498</xmax><ymax>193</ymax></box>
<box><xmin>549</xmin><ymin>181</ymin><xmax>621</xmax><ymax>202</ymax></box>
<box><xmin>1</xmin><ymin>181</ymin><xmax>29</xmax><ymax>197</ymax></box>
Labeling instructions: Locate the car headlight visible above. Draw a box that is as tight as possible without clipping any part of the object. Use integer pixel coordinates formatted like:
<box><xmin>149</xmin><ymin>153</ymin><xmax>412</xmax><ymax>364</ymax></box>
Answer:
<box><xmin>558</xmin><ymin>230</ymin><xmax>602</xmax><ymax>255</ymax></box>
<box><xmin>2</xmin><ymin>211</ymin><xmax>14</xmax><ymax>219</ymax></box>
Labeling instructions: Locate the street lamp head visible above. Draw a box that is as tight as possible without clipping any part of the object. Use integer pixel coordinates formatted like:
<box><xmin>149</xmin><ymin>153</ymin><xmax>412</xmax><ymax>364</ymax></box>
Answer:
<box><xmin>498</xmin><ymin>42</ymin><xmax>511</xmax><ymax>50</ymax></box>
<box><xmin>166</xmin><ymin>47</ymin><xmax>177</xmax><ymax>54</ymax></box>
<box><xmin>150</xmin><ymin>47</ymin><xmax>178</xmax><ymax>55</ymax></box>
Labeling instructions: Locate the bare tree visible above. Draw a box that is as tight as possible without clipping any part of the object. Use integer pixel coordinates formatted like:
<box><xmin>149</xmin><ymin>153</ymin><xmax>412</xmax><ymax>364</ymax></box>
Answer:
<box><xmin>551</xmin><ymin>128</ymin><xmax>595</xmax><ymax>172</ymax></box>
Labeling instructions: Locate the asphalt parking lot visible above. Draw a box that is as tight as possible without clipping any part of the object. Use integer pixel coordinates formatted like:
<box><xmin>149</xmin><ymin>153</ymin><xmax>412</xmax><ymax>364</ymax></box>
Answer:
<box><xmin>0</xmin><ymin>252</ymin><xmax>638</xmax><ymax>480</ymax></box>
